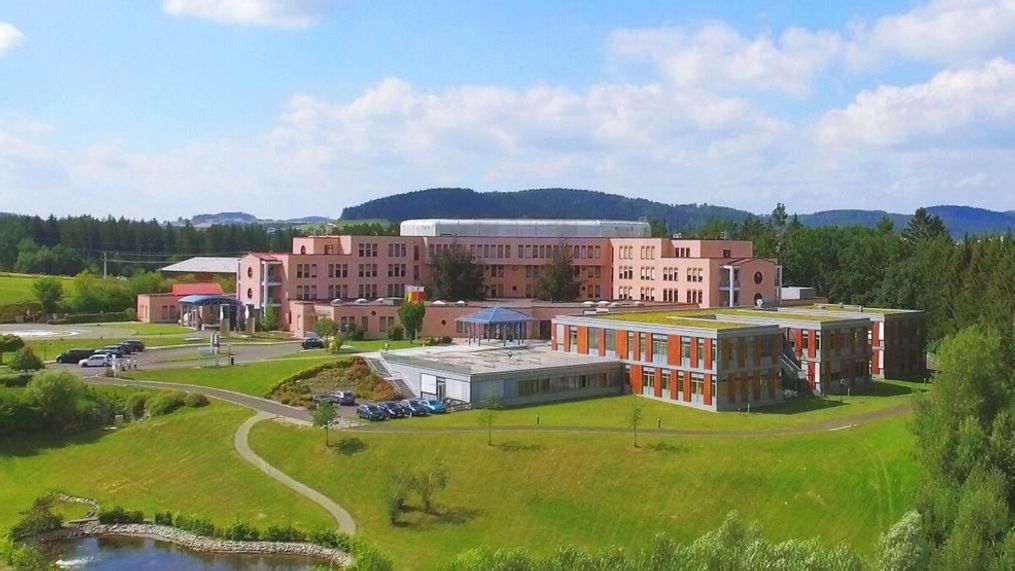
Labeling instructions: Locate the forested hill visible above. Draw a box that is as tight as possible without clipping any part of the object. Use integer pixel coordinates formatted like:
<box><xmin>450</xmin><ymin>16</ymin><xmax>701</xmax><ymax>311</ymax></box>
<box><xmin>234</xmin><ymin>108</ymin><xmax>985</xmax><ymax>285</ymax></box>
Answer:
<box><xmin>339</xmin><ymin>188</ymin><xmax>753</xmax><ymax>233</ymax></box>
<box><xmin>340</xmin><ymin>188</ymin><xmax>1015</xmax><ymax>236</ymax></box>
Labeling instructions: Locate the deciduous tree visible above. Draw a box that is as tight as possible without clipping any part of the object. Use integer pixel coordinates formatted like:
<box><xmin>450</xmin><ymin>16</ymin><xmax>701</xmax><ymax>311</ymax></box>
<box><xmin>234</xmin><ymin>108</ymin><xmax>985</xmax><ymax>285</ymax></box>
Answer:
<box><xmin>425</xmin><ymin>244</ymin><xmax>485</xmax><ymax>301</ymax></box>
<box><xmin>534</xmin><ymin>244</ymin><xmax>580</xmax><ymax>302</ymax></box>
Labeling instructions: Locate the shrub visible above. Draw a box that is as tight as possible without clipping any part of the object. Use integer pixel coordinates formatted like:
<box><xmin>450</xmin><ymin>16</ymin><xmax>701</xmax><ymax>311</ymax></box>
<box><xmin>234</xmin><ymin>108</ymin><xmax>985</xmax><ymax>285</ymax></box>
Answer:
<box><xmin>183</xmin><ymin>393</ymin><xmax>209</xmax><ymax>408</ymax></box>
<box><xmin>441</xmin><ymin>336</ymin><xmax>453</xmax><ymax>345</ymax></box>
<box><xmin>0</xmin><ymin>373</ymin><xmax>31</xmax><ymax>387</ymax></box>
<box><xmin>154</xmin><ymin>511</ymin><xmax>174</xmax><ymax>526</ymax></box>
<box><xmin>224</xmin><ymin>520</ymin><xmax>260</xmax><ymax>541</ymax></box>
<box><xmin>385</xmin><ymin>486</ymin><xmax>407</xmax><ymax>525</ymax></box>
<box><xmin>125</xmin><ymin>393</ymin><xmax>148</xmax><ymax>420</ymax></box>
<box><xmin>124</xmin><ymin>307</ymin><xmax>137</xmax><ymax>321</ymax></box>
<box><xmin>343</xmin><ymin>323</ymin><xmax>365</xmax><ymax>341</ymax></box>
<box><xmin>147</xmin><ymin>392</ymin><xmax>186</xmax><ymax>416</ymax></box>
<box><xmin>11</xmin><ymin>496</ymin><xmax>63</xmax><ymax>538</ymax></box>
<box><xmin>53</xmin><ymin>311</ymin><xmax>131</xmax><ymax>325</ymax></box>
<box><xmin>98</xmin><ymin>505</ymin><xmax>144</xmax><ymax>524</ymax></box>
<box><xmin>9</xmin><ymin>347</ymin><xmax>43</xmax><ymax>373</ymax></box>
<box><xmin>386</xmin><ymin>325</ymin><xmax>404</xmax><ymax>341</ymax></box>
<box><xmin>174</xmin><ymin>514</ymin><xmax>216</xmax><ymax>537</ymax></box>
<box><xmin>262</xmin><ymin>524</ymin><xmax>306</xmax><ymax>542</ymax></box>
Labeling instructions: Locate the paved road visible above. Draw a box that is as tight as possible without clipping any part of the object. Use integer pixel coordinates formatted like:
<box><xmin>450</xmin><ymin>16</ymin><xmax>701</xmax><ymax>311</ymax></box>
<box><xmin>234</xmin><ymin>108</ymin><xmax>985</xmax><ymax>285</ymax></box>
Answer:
<box><xmin>53</xmin><ymin>341</ymin><xmax>305</xmax><ymax>378</ymax></box>
<box><xmin>234</xmin><ymin>413</ymin><xmax>357</xmax><ymax>535</ymax></box>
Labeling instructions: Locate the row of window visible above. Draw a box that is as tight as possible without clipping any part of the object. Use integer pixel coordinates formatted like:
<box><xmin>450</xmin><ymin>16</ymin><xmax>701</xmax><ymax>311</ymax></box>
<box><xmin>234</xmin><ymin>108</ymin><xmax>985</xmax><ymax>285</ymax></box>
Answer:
<box><xmin>570</xmin><ymin>327</ymin><xmax>783</xmax><ymax>371</ymax></box>
<box><xmin>516</xmin><ymin>373</ymin><xmax>611</xmax><ymax>397</ymax></box>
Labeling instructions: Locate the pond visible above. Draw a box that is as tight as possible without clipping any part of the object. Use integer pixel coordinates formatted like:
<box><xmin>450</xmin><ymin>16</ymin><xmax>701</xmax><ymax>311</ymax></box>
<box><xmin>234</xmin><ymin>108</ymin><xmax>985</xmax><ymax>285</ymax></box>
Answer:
<box><xmin>47</xmin><ymin>536</ymin><xmax>320</xmax><ymax>570</ymax></box>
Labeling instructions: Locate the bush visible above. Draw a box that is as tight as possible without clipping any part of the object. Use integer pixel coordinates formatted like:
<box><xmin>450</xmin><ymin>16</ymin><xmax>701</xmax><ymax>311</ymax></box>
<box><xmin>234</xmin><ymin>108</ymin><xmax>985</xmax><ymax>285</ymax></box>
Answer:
<box><xmin>262</xmin><ymin>524</ymin><xmax>306</xmax><ymax>542</ymax></box>
<box><xmin>154</xmin><ymin>511</ymin><xmax>174</xmax><ymax>526</ymax></box>
<box><xmin>124</xmin><ymin>307</ymin><xmax>137</xmax><ymax>321</ymax></box>
<box><xmin>183</xmin><ymin>393</ymin><xmax>209</xmax><ymax>408</ymax></box>
<box><xmin>343</xmin><ymin>323</ymin><xmax>365</xmax><ymax>341</ymax></box>
<box><xmin>174</xmin><ymin>514</ymin><xmax>216</xmax><ymax>537</ymax></box>
<box><xmin>224</xmin><ymin>520</ymin><xmax>260</xmax><ymax>541</ymax></box>
<box><xmin>52</xmin><ymin>311</ymin><xmax>131</xmax><ymax>325</ymax></box>
<box><xmin>147</xmin><ymin>392</ymin><xmax>186</xmax><ymax>416</ymax></box>
<box><xmin>125</xmin><ymin>393</ymin><xmax>148</xmax><ymax>420</ymax></box>
<box><xmin>441</xmin><ymin>336</ymin><xmax>453</xmax><ymax>345</ymax></box>
<box><xmin>386</xmin><ymin>325</ymin><xmax>404</xmax><ymax>341</ymax></box>
<box><xmin>0</xmin><ymin>373</ymin><xmax>32</xmax><ymax>387</ymax></box>
<box><xmin>9</xmin><ymin>347</ymin><xmax>43</xmax><ymax>373</ymax></box>
<box><xmin>98</xmin><ymin>505</ymin><xmax>144</xmax><ymax>524</ymax></box>
<box><xmin>11</xmin><ymin>496</ymin><xmax>63</xmax><ymax>538</ymax></box>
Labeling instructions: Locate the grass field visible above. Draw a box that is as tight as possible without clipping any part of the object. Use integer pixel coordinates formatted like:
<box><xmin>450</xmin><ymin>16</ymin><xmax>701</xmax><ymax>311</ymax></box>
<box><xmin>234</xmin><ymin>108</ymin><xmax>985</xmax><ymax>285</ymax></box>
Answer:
<box><xmin>127</xmin><ymin>356</ymin><xmax>340</xmax><ymax>396</ymax></box>
<box><xmin>0</xmin><ymin>401</ymin><xmax>333</xmax><ymax>530</ymax></box>
<box><xmin>0</xmin><ymin>273</ymin><xmax>74</xmax><ymax>306</ymax></box>
<box><xmin>397</xmin><ymin>379</ymin><xmax>926</xmax><ymax>433</ymax></box>
<box><xmin>251</xmin><ymin>414</ymin><xmax>921</xmax><ymax>568</ymax></box>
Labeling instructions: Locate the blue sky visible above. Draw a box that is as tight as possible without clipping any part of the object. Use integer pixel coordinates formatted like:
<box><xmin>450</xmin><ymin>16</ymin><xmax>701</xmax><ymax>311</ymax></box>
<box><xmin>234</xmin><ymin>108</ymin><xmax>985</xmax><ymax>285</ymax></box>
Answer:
<box><xmin>1</xmin><ymin>0</ymin><xmax>1014</xmax><ymax>219</ymax></box>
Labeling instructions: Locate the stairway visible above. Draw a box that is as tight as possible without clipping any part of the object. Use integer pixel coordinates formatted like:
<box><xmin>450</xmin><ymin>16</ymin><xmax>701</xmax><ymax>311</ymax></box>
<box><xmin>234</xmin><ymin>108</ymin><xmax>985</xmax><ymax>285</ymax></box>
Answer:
<box><xmin>779</xmin><ymin>343</ymin><xmax>809</xmax><ymax>393</ymax></box>
<box><xmin>365</xmin><ymin>356</ymin><xmax>414</xmax><ymax>398</ymax></box>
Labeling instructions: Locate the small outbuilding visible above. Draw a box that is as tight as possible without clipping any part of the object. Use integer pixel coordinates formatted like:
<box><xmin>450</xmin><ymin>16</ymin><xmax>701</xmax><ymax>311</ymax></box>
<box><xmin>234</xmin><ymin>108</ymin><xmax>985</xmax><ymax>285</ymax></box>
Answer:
<box><xmin>456</xmin><ymin>307</ymin><xmax>537</xmax><ymax>346</ymax></box>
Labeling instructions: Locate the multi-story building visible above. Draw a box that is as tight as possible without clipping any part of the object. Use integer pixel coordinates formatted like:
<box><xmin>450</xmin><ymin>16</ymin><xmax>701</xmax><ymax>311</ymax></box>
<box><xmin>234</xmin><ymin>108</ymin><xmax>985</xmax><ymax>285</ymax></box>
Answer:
<box><xmin>552</xmin><ymin>312</ymin><xmax>787</xmax><ymax>411</ymax></box>
<box><xmin>228</xmin><ymin>219</ymin><xmax>782</xmax><ymax>336</ymax></box>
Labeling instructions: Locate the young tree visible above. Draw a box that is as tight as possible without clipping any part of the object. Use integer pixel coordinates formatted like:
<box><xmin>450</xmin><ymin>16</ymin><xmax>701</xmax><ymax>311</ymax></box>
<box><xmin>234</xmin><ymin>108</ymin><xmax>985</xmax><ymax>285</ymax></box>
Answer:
<box><xmin>534</xmin><ymin>244</ymin><xmax>581</xmax><ymax>302</ymax></box>
<box><xmin>25</xmin><ymin>371</ymin><xmax>88</xmax><ymax>432</ymax></box>
<box><xmin>0</xmin><ymin>334</ymin><xmax>24</xmax><ymax>365</ymax></box>
<box><xmin>259</xmin><ymin>306</ymin><xmax>279</xmax><ymax>331</ymax></box>
<box><xmin>311</xmin><ymin>401</ymin><xmax>337</xmax><ymax>446</ymax></box>
<box><xmin>313</xmin><ymin>317</ymin><xmax>339</xmax><ymax>343</ymax></box>
<box><xmin>628</xmin><ymin>398</ymin><xmax>645</xmax><ymax>448</ymax></box>
<box><xmin>397</xmin><ymin>300</ymin><xmax>426</xmax><ymax>342</ymax></box>
<box><xmin>10</xmin><ymin>347</ymin><xmax>44</xmax><ymax>373</ymax></box>
<box><xmin>425</xmin><ymin>244</ymin><xmax>486</xmax><ymax>300</ymax></box>
<box><xmin>329</xmin><ymin>332</ymin><xmax>347</xmax><ymax>354</ymax></box>
<box><xmin>32</xmin><ymin>277</ymin><xmax>64</xmax><ymax>314</ymax></box>
<box><xmin>411</xmin><ymin>464</ymin><xmax>450</xmax><ymax>515</ymax></box>
<box><xmin>475</xmin><ymin>397</ymin><xmax>501</xmax><ymax>446</ymax></box>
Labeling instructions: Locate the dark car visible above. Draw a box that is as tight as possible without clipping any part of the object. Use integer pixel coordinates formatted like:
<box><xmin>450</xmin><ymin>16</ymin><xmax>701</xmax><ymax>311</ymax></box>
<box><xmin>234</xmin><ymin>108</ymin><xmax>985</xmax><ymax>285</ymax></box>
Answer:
<box><xmin>101</xmin><ymin>345</ymin><xmax>126</xmax><ymax>358</ymax></box>
<box><xmin>56</xmin><ymin>348</ymin><xmax>96</xmax><ymax>364</ymax></box>
<box><xmin>302</xmin><ymin>336</ymin><xmax>325</xmax><ymax>350</ymax></box>
<box><xmin>115</xmin><ymin>342</ymin><xmax>134</xmax><ymax>355</ymax></box>
<box><xmin>378</xmin><ymin>401</ymin><xmax>408</xmax><ymax>419</ymax></box>
<box><xmin>400</xmin><ymin>399</ymin><xmax>430</xmax><ymax>417</ymax></box>
<box><xmin>356</xmin><ymin>404</ymin><xmax>388</xmax><ymax>421</ymax></box>
<box><xmin>332</xmin><ymin>391</ymin><xmax>356</xmax><ymax>406</ymax></box>
<box><xmin>122</xmin><ymin>339</ymin><xmax>146</xmax><ymax>352</ymax></box>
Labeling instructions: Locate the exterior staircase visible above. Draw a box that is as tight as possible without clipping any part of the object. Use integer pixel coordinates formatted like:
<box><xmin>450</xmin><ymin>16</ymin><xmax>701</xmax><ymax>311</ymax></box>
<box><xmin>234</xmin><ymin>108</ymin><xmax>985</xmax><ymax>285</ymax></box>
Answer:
<box><xmin>779</xmin><ymin>344</ymin><xmax>809</xmax><ymax>394</ymax></box>
<box><xmin>365</xmin><ymin>356</ymin><xmax>414</xmax><ymax>398</ymax></box>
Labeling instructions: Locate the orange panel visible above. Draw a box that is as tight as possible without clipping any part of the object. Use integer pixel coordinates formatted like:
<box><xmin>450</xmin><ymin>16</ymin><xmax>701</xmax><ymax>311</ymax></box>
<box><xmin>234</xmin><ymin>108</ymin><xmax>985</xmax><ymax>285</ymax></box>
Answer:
<box><xmin>645</xmin><ymin>334</ymin><xmax>653</xmax><ymax>362</ymax></box>
<box><xmin>563</xmin><ymin>327</ymin><xmax>570</xmax><ymax>352</ymax></box>
<box><xmin>808</xmin><ymin>329</ymin><xmax>817</xmax><ymax>359</ymax></box>
<box><xmin>667</xmin><ymin>335</ymin><xmax>680</xmax><ymax>365</ymax></box>
<box><xmin>795</xmin><ymin>328</ymin><xmax>803</xmax><ymax>356</ymax></box>
<box><xmin>704</xmin><ymin>339</ymin><xmax>713</xmax><ymax>370</ymax></box>
<box><xmin>690</xmin><ymin>336</ymin><xmax>698</xmax><ymax>368</ymax></box>
<box><xmin>616</xmin><ymin>329</ymin><xmax>627</xmax><ymax>359</ymax></box>
<box><xmin>683</xmin><ymin>371</ymin><xmax>691</xmax><ymax>402</ymax></box>
<box><xmin>598</xmin><ymin>329</ymin><xmax>606</xmax><ymax>357</ymax></box>
<box><xmin>654</xmin><ymin>368</ymin><xmax>662</xmax><ymax>398</ymax></box>
<box><xmin>632</xmin><ymin>332</ymin><xmax>641</xmax><ymax>361</ymax></box>
<box><xmin>577</xmin><ymin>326</ymin><xmax>588</xmax><ymax>354</ymax></box>
<box><xmin>630</xmin><ymin>364</ymin><xmax>643</xmax><ymax>392</ymax></box>
<box><xmin>704</xmin><ymin>373</ymin><xmax>712</xmax><ymax>406</ymax></box>
<box><xmin>669</xmin><ymin>369</ymin><xmax>678</xmax><ymax>399</ymax></box>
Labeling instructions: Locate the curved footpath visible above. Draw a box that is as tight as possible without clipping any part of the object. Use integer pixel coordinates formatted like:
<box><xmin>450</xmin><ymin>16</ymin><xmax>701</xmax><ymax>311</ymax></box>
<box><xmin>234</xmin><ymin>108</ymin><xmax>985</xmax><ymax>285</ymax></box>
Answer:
<box><xmin>234</xmin><ymin>413</ymin><xmax>357</xmax><ymax>535</ymax></box>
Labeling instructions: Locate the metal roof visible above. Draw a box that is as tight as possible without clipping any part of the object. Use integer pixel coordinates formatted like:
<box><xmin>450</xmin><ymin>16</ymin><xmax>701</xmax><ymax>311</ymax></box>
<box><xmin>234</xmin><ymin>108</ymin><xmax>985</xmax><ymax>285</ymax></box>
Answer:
<box><xmin>400</xmin><ymin>219</ymin><xmax>651</xmax><ymax>238</ymax></box>
<box><xmin>160</xmin><ymin>257</ymin><xmax>239</xmax><ymax>275</ymax></box>
<box><xmin>178</xmin><ymin>294</ymin><xmax>243</xmax><ymax>306</ymax></box>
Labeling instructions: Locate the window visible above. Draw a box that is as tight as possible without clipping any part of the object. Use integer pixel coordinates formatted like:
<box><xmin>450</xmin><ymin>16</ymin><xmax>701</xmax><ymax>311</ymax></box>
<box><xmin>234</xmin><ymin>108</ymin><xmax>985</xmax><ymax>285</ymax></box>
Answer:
<box><xmin>568</xmin><ymin>327</ymin><xmax>578</xmax><ymax>351</ymax></box>
<box><xmin>642</xmin><ymin>367</ymin><xmax>655</xmax><ymax>396</ymax></box>
<box><xmin>661</xmin><ymin>369</ymin><xmax>671</xmax><ymax>396</ymax></box>
<box><xmin>652</xmin><ymin>334</ymin><xmax>667</xmax><ymax>364</ymax></box>
<box><xmin>639</xmin><ymin>333</ymin><xmax>649</xmax><ymax>361</ymax></box>
<box><xmin>247</xmin><ymin>267</ymin><xmax>253</xmax><ymax>278</ymax></box>
<box><xmin>604</xmin><ymin>329</ymin><xmax>615</xmax><ymax>353</ymax></box>
<box><xmin>681</xmin><ymin>337</ymin><xmax>691</xmax><ymax>362</ymax></box>
<box><xmin>588</xmin><ymin>328</ymin><xmax>600</xmax><ymax>351</ymax></box>
<box><xmin>753</xmin><ymin>271</ymin><xmax>763</xmax><ymax>284</ymax></box>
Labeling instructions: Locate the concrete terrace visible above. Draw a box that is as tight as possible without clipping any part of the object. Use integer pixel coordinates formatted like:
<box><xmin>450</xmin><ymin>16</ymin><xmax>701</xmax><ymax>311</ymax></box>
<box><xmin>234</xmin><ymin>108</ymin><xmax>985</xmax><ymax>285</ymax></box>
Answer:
<box><xmin>383</xmin><ymin>345</ymin><xmax>616</xmax><ymax>376</ymax></box>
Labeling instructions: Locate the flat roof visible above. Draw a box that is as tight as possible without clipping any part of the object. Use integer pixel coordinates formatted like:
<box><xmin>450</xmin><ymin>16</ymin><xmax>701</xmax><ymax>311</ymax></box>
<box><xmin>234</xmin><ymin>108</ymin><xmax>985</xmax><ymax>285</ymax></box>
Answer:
<box><xmin>384</xmin><ymin>346</ymin><xmax>617</xmax><ymax>376</ymax></box>
<box><xmin>591</xmin><ymin>312</ymin><xmax>757</xmax><ymax>330</ymax></box>
<box><xmin>160</xmin><ymin>256</ymin><xmax>239</xmax><ymax>274</ymax></box>
<box><xmin>704</xmin><ymin>308</ymin><xmax>848</xmax><ymax>323</ymax></box>
<box><xmin>400</xmin><ymin>219</ymin><xmax>650</xmax><ymax>238</ymax></box>
<box><xmin>785</xmin><ymin>304</ymin><xmax>917</xmax><ymax>315</ymax></box>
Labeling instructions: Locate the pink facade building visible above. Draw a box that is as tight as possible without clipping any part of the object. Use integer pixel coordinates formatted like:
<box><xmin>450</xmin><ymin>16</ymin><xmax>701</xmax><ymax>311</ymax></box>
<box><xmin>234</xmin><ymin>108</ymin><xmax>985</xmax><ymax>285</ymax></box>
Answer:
<box><xmin>152</xmin><ymin>219</ymin><xmax>781</xmax><ymax>339</ymax></box>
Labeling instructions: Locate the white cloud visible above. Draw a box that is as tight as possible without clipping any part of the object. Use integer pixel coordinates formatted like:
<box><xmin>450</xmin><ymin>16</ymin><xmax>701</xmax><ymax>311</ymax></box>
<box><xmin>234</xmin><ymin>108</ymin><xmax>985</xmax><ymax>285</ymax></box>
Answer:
<box><xmin>849</xmin><ymin>0</ymin><xmax>1015</xmax><ymax>67</ymax></box>
<box><xmin>813</xmin><ymin>58</ymin><xmax>1015</xmax><ymax>147</ymax></box>
<box><xmin>610</xmin><ymin>22</ymin><xmax>842</xmax><ymax>96</ymax></box>
<box><xmin>162</xmin><ymin>0</ymin><xmax>341</xmax><ymax>29</ymax></box>
<box><xmin>0</xmin><ymin>22</ymin><xmax>24</xmax><ymax>56</ymax></box>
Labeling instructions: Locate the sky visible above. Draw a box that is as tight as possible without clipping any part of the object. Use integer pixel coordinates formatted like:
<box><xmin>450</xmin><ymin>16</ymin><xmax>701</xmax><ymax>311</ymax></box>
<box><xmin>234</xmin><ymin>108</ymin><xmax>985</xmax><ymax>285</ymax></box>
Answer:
<box><xmin>2</xmin><ymin>0</ymin><xmax>1015</xmax><ymax>220</ymax></box>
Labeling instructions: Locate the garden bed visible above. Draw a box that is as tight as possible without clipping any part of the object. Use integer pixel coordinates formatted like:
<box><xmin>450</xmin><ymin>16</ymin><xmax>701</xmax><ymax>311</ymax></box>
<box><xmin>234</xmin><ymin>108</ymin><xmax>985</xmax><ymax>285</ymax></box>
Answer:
<box><xmin>268</xmin><ymin>357</ymin><xmax>402</xmax><ymax>406</ymax></box>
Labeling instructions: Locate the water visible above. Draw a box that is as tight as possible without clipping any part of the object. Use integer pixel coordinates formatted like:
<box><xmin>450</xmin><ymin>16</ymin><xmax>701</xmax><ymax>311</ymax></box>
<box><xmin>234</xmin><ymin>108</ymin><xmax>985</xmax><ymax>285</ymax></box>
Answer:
<box><xmin>47</xmin><ymin>536</ymin><xmax>319</xmax><ymax>570</ymax></box>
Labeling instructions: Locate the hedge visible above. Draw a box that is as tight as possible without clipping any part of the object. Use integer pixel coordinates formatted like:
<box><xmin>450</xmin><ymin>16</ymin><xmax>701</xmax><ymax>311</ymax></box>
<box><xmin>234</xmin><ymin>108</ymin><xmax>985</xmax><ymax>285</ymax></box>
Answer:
<box><xmin>49</xmin><ymin>311</ymin><xmax>131</xmax><ymax>325</ymax></box>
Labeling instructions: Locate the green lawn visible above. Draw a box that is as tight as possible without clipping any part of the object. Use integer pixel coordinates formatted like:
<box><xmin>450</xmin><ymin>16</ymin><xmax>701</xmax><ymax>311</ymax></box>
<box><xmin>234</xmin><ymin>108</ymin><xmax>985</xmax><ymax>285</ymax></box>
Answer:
<box><xmin>397</xmin><ymin>379</ymin><xmax>926</xmax><ymax>433</ymax></box>
<box><xmin>127</xmin><ymin>356</ymin><xmax>340</xmax><ymax>396</ymax></box>
<box><xmin>288</xmin><ymin>339</ymin><xmax>417</xmax><ymax>359</ymax></box>
<box><xmin>250</xmin><ymin>414</ymin><xmax>921</xmax><ymax>569</ymax></box>
<box><xmin>0</xmin><ymin>273</ymin><xmax>74</xmax><ymax>305</ymax></box>
<box><xmin>101</xmin><ymin>322</ymin><xmax>194</xmax><ymax>336</ymax></box>
<box><xmin>0</xmin><ymin>401</ymin><xmax>333</xmax><ymax>530</ymax></box>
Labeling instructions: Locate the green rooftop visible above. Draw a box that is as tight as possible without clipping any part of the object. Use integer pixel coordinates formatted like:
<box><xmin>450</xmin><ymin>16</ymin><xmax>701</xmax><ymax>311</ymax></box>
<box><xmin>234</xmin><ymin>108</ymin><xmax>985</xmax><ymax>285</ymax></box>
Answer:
<box><xmin>787</xmin><ymin>304</ymin><xmax>913</xmax><ymax>315</ymax></box>
<box><xmin>594</xmin><ymin>312</ymin><xmax>757</xmax><ymax>330</ymax></box>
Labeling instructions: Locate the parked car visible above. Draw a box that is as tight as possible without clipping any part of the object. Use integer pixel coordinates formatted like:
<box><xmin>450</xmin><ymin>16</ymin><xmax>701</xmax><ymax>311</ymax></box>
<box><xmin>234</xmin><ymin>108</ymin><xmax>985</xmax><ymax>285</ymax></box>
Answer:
<box><xmin>332</xmin><ymin>391</ymin><xmax>356</xmax><ymax>406</ymax></box>
<box><xmin>356</xmin><ymin>404</ymin><xmax>388</xmax><ymax>421</ymax></box>
<box><xmin>302</xmin><ymin>336</ymin><xmax>325</xmax><ymax>350</ymax></box>
<box><xmin>419</xmin><ymin>399</ymin><xmax>448</xmax><ymax>414</ymax></box>
<box><xmin>101</xmin><ymin>345</ymin><xmax>126</xmax><ymax>358</ymax></box>
<box><xmin>79</xmin><ymin>354</ymin><xmax>112</xmax><ymax>368</ymax></box>
<box><xmin>122</xmin><ymin>339</ymin><xmax>146</xmax><ymax>352</ymax></box>
<box><xmin>377</xmin><ymin>401</ymin><xmax>408</xmax><ymax>418</ymax></box>
<box><xmin>400</xmin><ymin>399</ymin><xmax>431</xmax><ymax>416</ymax></box>
<box><xmin>56</xmin><ymin>348</ymin><xmax>96</xmax><ymax>364</ymax></box>
<box><xmin>115</xmin><ymin>342</ymin><xmax>134</xmax><ymax>355</ymax></box>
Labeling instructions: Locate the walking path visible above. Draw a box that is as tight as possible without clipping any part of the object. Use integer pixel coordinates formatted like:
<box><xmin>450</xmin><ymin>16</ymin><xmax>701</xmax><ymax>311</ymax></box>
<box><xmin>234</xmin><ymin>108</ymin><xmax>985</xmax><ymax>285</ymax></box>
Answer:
<box><xmin>234</xmin><ymin>412</ymin><xmax>357</xmax><ymax>535</ymax></box>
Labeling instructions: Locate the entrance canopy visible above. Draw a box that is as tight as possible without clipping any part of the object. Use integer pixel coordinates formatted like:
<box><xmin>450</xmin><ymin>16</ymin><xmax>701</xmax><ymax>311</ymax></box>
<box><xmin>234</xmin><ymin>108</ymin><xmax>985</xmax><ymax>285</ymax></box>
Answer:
<box><xmin>178</xmin><ymin>294</ymin><xmax>243</xmax><ymax>307</ymax></box>
<box><xmin>178</xmin><ymin>295</ymin><xmax>244</xmax><ymax>331</ymax></box>
<box><xmin>456</xmin><ymin>307</ymin><xmax>537</xmax><ymax>346</ymax></box>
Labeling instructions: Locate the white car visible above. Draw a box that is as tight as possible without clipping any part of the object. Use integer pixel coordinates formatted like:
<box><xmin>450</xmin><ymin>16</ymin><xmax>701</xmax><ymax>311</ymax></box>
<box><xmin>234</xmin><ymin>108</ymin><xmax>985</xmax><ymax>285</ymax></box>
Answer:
<box><xmin>79</xmin><ymin>354</ymin><xmax>112</xmax><ymax>368</ymax></box>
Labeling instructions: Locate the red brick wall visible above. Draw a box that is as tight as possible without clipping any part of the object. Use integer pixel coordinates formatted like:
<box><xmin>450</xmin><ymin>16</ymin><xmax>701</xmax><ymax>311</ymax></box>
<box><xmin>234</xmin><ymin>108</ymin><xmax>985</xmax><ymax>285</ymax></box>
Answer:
<box><xmin>654</xmin><ymin>368</ymin><xmax>662</xmax><ymax>398</ymax></box>
<box><xmin>704</xmin><ymin>373</ymin><xmax>712</xmax><ymax>406</ymax></box>
<box><xmin>670</xmin><ymin>369</ymin><xmax>679</xmax><ymax>399</ymax></box>
<box><xmin>616</xmin><ymin>329</ymin><xmax>627</xmax><ymax>359</ymax></box>
<box><xmin>690</xmin><ymin>336</ymin><xmax>698</xmax><ymax>368</ymax></box>
<box><xmin>668</xmin><ymin>335</ymin><xmax>680</xmax><ymax>365</ymax></box>
<box><xmin>631</xmin><ymin>364</ymin><xmax>643</xmax><ymax>392</ymax></box>
<box><xmin>598</xmin><ymin>329</ymin><xmax>606</xmax><ymax>357</ymax></box>
<box><xmin>683</xmin><ymin>371</ymin><xmax>691</xmax><ymax>402</ymax></box>
<box><xmin>577</xmin><ymin>326</ymin><xmax>588</xmax><ymax>354</ymax></box>
<box><xmin>704</xmin><ymin>339</ymin><xmax>713</xmax><ymax>369</ymax></box>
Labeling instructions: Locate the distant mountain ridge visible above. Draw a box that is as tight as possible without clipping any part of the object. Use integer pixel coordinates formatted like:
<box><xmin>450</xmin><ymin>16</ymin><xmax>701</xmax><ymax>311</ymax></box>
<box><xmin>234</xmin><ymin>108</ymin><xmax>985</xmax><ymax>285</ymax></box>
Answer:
<box><xmin>340</xmin><ymin>188</ymin><xmax>1015</xmax><ymax>237</ymax></box>
<box><xmin>179</xmin><ymin>212</ymin><xmax>331</xmax><ymax>228</ymax></box>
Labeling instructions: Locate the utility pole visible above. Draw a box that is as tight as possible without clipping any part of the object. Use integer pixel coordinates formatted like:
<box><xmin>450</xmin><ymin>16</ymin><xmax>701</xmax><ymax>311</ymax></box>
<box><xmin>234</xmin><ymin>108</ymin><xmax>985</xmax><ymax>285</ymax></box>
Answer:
<box><xmin>103</xmin><ymin>251</ymin><xmax>108</xmax><ymax>278</ymax></box>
